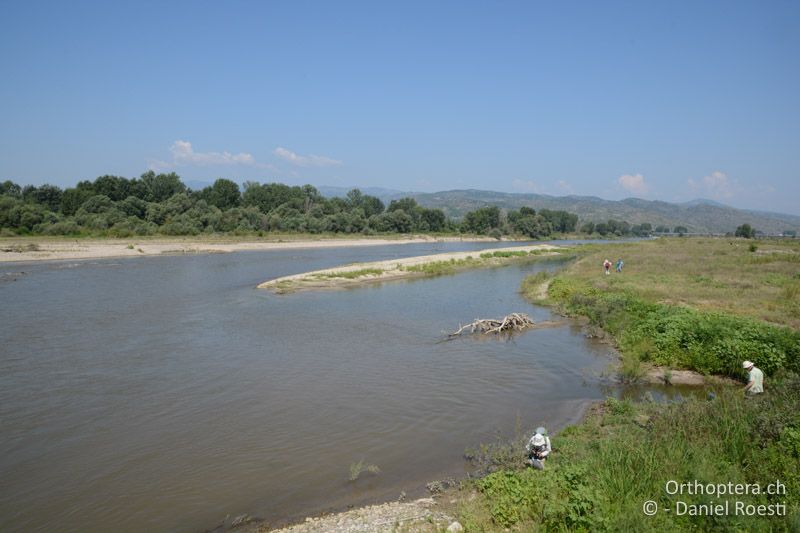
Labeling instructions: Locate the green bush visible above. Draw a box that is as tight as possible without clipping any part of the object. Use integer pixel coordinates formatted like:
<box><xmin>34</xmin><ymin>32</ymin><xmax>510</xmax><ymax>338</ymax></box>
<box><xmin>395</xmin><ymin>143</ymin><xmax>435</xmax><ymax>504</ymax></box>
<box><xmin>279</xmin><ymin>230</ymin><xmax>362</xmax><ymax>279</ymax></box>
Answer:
<box><xmin>620</xmin><ymin>305</ymin><xmax>796</xmax><ymax>376</ymax></box>
<box><xmin>478</xmin><ymin>464</ymin><xmax>605</xmax><ymax>530</ymax></box>
<box><xmin>40</xmin><ymin>220</ymin><xmax>82</xmax><ymax>235</ymax></box>
<box><xmin>549</xmin><ymin>275</ymin><xmax>800</xmax><ymax>377</ymax></box>
<box><xmin>467</xmin><ymin>376</ymin><xmax>800</xmax><ymax>530</ymax></box>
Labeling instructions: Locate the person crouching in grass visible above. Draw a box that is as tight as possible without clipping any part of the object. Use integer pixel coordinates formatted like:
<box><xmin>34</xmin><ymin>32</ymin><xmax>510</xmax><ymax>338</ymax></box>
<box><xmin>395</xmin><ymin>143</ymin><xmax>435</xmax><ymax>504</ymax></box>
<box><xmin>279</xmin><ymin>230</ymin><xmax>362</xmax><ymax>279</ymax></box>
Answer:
<box><xmin>743</xmin><ymin>360</ymin><xmax>764</xmax><ymax>396</ymax></box>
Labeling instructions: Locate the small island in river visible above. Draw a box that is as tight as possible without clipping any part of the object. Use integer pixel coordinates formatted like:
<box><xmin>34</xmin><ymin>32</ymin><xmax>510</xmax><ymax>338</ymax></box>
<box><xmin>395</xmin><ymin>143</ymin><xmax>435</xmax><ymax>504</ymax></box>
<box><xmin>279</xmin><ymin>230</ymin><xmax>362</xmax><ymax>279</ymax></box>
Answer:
<box><xmin>257</xmin><ymin>244</ymin><xmax>563</xmax><ymax>292</ymax></box>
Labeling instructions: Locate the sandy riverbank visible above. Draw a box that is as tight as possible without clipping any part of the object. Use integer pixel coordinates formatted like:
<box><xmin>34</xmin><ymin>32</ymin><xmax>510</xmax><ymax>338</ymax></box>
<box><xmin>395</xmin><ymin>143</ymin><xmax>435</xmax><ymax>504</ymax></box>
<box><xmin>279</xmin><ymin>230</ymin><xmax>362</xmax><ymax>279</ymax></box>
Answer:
<box><xmin>257</xmin><ymin>244</ymin><xmax>562</xmax><ymax>292</ymax></box>
<box><xmin>0</xmin><ymin>235</ymin><xmax>502</xmax><ymax>263</ymax></box>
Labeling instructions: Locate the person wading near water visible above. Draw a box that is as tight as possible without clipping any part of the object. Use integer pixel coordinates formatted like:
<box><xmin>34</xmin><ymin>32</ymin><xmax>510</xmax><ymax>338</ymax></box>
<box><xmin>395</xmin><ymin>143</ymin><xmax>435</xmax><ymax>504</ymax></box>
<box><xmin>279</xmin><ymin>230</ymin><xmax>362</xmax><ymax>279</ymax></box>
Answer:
<box><xmin>743</xmin><ymin>360</ymin><xmax>764</xmax><ymax>395</ymax></box>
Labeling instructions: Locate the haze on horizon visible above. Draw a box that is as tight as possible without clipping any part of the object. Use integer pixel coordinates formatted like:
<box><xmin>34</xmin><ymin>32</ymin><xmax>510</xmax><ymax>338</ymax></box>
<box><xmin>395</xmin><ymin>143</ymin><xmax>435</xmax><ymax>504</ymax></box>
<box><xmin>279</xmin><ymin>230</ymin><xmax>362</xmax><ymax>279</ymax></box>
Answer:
<box><xmin>1</xmin><ymin>1</ymin><xmax>798</xmax><ymax>215</ymax></box>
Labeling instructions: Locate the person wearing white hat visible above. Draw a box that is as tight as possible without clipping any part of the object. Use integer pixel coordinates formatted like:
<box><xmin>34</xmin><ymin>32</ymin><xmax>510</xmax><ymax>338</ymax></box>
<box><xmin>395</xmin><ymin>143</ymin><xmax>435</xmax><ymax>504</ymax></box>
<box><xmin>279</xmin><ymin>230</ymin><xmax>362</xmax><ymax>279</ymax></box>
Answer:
<box><xmin>742</xmin><ymin>360</ymin><xmax>763</xmax><ymax>395</ymax></box>
<box><xmin>525</xmin><ymin>427</ymin><xmax>551</xmax><ymax>469</ymax></box>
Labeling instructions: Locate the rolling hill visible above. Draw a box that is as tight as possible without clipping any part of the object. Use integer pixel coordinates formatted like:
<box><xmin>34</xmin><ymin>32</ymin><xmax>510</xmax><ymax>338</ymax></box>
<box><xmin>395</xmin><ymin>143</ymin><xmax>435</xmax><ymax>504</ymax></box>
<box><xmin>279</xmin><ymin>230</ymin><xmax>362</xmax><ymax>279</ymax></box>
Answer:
<box><xmin>319</xmin><ymin>186</ymin><xmax>799</xmax><ymax>234</ymax></box>
<box><xmin>409</xmin><ymin>190</ymin><xmax>800</xmax><ymax>235</ymax></box>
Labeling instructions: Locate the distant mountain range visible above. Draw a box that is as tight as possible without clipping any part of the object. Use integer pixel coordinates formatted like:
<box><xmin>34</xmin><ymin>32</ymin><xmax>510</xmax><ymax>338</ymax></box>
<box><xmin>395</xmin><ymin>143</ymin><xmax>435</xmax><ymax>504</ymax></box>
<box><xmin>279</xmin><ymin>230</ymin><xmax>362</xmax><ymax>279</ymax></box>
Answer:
<box><xmin>317</xmin><ymin>186</ymin><xmax>407</xmax><ymax>200</ymax></box>
<box><xmin>321</xmin><ymin>187</ymin><xmax>800</xmax><ymax>235</ymax></box>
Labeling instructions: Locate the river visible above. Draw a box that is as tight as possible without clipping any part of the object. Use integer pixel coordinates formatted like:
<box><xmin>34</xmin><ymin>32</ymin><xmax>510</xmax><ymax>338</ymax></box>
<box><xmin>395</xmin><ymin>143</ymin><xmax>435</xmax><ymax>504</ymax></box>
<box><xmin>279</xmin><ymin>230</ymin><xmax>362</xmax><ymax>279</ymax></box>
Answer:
<box><xmin>0</xmin><ymin>241</ymin><xmax>617</xmax><ymax>532</ymax></box>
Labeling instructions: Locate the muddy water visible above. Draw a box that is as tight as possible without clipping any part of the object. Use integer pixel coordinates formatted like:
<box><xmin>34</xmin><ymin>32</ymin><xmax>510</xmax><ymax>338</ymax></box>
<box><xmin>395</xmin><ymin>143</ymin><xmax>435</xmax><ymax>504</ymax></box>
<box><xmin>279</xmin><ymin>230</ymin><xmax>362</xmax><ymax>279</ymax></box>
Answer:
<box><xmin>0</xmin><ymin>242</ymin><xmax>616</xmax><ymax>532</ymax></box>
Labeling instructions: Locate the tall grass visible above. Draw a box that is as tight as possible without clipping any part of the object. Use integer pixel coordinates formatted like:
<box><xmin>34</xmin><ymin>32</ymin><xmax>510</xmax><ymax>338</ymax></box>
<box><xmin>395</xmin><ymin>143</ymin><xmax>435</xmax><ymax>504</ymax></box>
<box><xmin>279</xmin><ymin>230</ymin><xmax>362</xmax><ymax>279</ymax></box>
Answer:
<box><xmin>447</xmin><ymin>238</ymin><xmax>800</xmax><ymax>531</ymax></box>
<box><xmin>526</xmin><ymin>238</ymin><xmax>800</xmax><ymax>378</ymax></box>
<box><xmin>401</xmin><ymin>257</ymin><xmax>478</xmax><ymax>275</ymax></box>
<box><xmin>542</xmin><ymin>275</ymin><xmax>800</xmax><ymax>377</ymax></box>
<box><xmin>539</xmin><ymin>237</ymin><xmax>800</xmax><ymax>329</ymax></box>
<box><xmin>455</xmin><ymin>374</ymin><xmax>800</xmax><ymax>531</ymax></box>
<box><xmin>312</xmin><ymin>268</ymin><xmax>385</xmax><ymax>279</ymax></box>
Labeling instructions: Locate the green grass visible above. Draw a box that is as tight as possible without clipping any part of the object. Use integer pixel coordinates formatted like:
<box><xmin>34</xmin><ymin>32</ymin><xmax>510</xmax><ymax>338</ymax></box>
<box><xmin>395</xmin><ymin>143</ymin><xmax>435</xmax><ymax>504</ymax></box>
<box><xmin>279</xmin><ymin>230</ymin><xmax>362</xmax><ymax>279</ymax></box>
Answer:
<box><xmin>402</xmin><ymin>249</ymin><xmax>563</xmax><ymax>277</ymax></box>
<box><xmin>480</xmin><ymin>250</ymin><xmax>530</xmax><ymax>258</ymax></box>
<box><xmin>400</xmin><ymin>257</ymin><xmax>480</xmax><ymax>275</ymax></box>
<box><xmin>478</xmin><ymin>249</ymin><xmax>558</xmax><ymax>259</ymax></box>
<box><xmin>544</xmin><ymin>237</ymin><xmax>800</xmax><ymax>328</ymax></box>
<box><xmin>311</xmin><ymin>268</ymin><xmax>385</xmax><ymax>279</ymax></box>
<box><xmin>543</xmin><ymin>275</ymin><xmax>800</xmax><ymax>378</ymax></box>
<box><xmin>442</xmin><ymin>237</ymin><xmax>800</xmax><ymax>531</ymax></box>
<box><xmin>528</xmin><ymin>239</ymin><xmax>800</xmax><ymax>378</ymax></box>
<box><xmin>448</xmin><ymin>374</ymin><xmax>800</xmax><ymax>531</ymax></box>
<box><xmin>271</xmin><ymin>247</ymin><xmax>566</xmax><ymax>292</ymax></box>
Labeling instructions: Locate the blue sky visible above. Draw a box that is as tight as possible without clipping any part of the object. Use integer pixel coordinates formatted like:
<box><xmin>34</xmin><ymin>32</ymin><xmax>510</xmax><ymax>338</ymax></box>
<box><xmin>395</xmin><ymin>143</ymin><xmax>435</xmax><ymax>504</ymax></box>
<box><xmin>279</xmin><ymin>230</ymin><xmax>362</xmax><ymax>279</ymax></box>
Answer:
<box><xmin>1</xmin><ymin>1</ymin><xmax>799</xmax><ymax>214</ymax></box>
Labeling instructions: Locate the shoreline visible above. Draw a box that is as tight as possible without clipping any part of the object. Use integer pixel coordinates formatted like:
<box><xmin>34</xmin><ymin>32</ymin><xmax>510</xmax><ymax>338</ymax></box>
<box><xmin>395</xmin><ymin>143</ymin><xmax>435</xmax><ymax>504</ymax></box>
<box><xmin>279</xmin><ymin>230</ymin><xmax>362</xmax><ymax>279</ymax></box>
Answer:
<box><xmin>314</xmin><ymin>238</ymin><xmax>796</xmax><ymax>532</ymax></box>
<box><xmin>0</xmin><ymin>235</ymin><xmax>505</xmax><ymax>264</ymax></box>
<box><xmin>251</xmin><ymin>397</ymin><xmax>602</xmax><ymax>533</ymax></box>
<box><xmin>252</xmin><ymin>364</ymin><xmax>733</xmax><ymax>533</ymax></box>
<box><xmin>257</xmin><ymin>244</ymin><xmax>563</xmax><ymax>292</ymax></box>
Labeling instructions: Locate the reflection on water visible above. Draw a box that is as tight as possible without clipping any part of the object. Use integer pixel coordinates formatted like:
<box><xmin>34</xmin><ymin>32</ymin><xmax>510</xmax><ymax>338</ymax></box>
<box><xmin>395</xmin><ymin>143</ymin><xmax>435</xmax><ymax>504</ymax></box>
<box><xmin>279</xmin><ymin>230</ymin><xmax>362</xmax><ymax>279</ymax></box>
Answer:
<box><xmin>1</xmin><ymin>242</ymin><xmax>617</xmax><ymax>532</ymax></box>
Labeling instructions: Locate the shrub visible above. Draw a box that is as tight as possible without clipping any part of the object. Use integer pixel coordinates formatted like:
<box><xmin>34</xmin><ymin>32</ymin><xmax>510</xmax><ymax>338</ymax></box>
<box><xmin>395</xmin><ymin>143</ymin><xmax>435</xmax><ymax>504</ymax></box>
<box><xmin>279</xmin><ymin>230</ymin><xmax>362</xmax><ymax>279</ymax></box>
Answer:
<box><xmin>478</xmin><ymin>465</ymin><xmax>604</xmax><ymax>530</ymax></box>
<box><xmin>549</xmin><ymin>275</ymin><xmax>800</xmax><ymax>377</ymax></box>
<box><xmin>40</xmin><ymin>220</ymin><xmax>82</xmax><ymax>235</ymax></box>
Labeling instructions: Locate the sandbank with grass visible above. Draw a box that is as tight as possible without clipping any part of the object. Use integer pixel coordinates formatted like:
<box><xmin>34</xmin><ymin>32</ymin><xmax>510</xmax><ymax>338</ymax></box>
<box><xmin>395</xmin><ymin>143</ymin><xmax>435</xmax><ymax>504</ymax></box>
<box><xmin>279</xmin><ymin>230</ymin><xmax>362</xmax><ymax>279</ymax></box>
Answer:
<box><xmin>257</xmin><ymin>244</ymin><xmax>563</xmax><ymax>292</ymax></box>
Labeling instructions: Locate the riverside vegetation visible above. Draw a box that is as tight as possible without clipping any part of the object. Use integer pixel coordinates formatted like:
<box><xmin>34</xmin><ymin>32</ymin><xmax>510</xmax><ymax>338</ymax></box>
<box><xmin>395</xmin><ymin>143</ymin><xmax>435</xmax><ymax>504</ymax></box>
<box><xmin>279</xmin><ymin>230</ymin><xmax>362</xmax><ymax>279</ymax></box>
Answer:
<box><xmin>2</xmin><ymin>174</ymin><xmax>677</xmax><ymax>240</ymax></box>
<box><xmin>1</xmin><ymin>175</ymin><xmax>580</xmax><ymax>239</ymax></box>
<box><xmin>442</xmin><ymin>237</ymin><xmax>800</xmax><ymax>531</ymax></box>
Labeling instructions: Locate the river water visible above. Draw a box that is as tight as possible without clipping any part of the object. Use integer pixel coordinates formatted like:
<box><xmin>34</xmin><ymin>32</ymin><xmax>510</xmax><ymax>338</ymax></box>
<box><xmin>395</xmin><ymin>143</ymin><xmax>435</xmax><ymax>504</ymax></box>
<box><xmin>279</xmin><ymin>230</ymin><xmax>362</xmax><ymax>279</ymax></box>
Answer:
<box><xmin>0</xmin><ymin>241</ymin><xmax>617</xmax><ymax>532</ymax></box>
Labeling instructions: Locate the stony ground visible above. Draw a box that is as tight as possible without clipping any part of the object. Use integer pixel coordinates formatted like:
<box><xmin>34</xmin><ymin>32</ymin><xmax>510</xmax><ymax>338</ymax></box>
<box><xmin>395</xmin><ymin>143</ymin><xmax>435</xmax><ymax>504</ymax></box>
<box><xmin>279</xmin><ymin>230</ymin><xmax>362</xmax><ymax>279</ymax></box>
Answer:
<box><xmin>244</xmin><ymin>497</ymin><xmax>461</xmax><ymax>533</ymax></box>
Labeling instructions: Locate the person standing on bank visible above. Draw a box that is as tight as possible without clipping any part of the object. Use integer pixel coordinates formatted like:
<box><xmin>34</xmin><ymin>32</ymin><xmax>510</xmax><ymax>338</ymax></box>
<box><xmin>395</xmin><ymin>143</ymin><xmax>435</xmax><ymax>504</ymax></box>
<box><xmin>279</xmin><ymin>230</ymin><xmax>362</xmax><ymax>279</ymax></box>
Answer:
<box><xmin>743</xmin><ymin>360</ymin><xmax>764</xmax><ymax>395</ymax></box>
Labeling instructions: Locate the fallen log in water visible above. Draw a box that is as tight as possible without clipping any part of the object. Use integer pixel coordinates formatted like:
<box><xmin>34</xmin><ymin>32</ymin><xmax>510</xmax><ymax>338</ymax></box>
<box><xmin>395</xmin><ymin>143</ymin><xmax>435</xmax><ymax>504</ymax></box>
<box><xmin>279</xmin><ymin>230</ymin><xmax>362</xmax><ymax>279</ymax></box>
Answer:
<box><xmin>449</xmin><ymin>313</ymin><xmax>534</xmax><ymax>336</ymax></box>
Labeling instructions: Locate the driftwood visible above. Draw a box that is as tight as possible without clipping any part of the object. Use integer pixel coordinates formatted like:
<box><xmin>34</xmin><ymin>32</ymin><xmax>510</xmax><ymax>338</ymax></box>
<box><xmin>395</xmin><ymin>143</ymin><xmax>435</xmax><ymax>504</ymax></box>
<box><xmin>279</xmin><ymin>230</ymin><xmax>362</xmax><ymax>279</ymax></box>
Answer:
<box><xmin>450</xmin><ymin>313</ymin><xmax>535</xmax><ymax>336</ymax></box>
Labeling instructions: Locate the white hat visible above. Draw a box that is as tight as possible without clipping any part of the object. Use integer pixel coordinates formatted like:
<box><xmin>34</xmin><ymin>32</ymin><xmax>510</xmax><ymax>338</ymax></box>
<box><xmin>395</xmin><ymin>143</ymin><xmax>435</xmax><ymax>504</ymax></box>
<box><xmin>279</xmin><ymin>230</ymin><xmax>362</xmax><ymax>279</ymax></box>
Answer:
<box><xmin>742</xmin><ymin>360</ymin><xmax>754</xmax><ymax>369</ymax></box>
<box><xmin>531</xmin><ymin>434</ymin><xmax>546</xmax><ymax>446</ymax></box>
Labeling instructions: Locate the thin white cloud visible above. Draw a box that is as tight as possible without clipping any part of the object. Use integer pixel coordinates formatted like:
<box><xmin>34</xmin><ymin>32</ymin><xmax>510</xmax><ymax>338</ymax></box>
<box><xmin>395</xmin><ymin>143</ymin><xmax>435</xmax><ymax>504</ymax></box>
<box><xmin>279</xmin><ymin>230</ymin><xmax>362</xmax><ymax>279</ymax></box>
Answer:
<box><xmin>149</xmin><ymin>140</ymin><xmax>266</xmax><ymax>170</ymax></box>
<box><xmin>511</xmin><ymin>179</ymin><xmax>540</xmax><ymax>193</ymax></box>
<box><xmin>274</xmin><ymin>147</ymin><xmax>342</xmax><ymax>167</ymax></box>
<box><xmin>172</xmin><ymin>140</ymin><xmax>255</xmax><ymax>166</ymax></box>
<box><xmin>687</xmin><ymin>170</ymin><xmax>734</xmax><ymax>199</ymax></box>
<box><xmin>618</xmin><ymin>173</ymin><xmax>649</xmax><ymax>196</ymax></box>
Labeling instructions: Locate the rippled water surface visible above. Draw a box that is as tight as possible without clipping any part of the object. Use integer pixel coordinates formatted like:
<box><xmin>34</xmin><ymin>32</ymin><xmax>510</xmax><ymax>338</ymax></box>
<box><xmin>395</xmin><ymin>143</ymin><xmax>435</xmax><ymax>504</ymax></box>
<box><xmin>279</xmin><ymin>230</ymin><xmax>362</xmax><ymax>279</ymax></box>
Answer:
<box><xmin>0</xmin><ymin>242</ymin><xmax>616</xmax><ymax>532</ymax></box>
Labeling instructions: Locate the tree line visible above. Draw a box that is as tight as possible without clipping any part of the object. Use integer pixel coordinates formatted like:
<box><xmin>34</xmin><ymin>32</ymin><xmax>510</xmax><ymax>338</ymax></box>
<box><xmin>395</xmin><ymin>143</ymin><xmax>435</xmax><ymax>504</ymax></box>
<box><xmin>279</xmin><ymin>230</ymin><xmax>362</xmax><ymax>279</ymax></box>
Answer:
<box><xmin>1</xmin><ymin>172</ymin><xmax>695</xmax><ymax>239</ymax></box>
<box><xmin>0</xmin><ymin>174</ymin><xmax>456</xmax><ymax>237</ymax></box>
